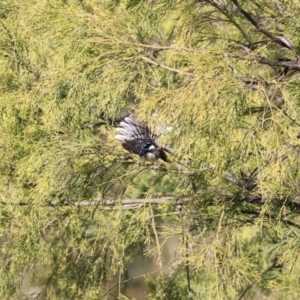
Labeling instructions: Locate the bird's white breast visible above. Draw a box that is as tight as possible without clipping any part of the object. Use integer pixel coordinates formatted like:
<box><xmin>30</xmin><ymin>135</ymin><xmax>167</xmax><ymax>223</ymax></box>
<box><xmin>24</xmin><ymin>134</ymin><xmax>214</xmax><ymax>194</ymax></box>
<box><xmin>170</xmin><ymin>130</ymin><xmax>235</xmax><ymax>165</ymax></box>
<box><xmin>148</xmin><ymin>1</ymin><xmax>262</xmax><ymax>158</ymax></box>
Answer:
<box><xmin>145</xmin><ymin>152</ymin><xmax>158</xmax><ymax>162</ymax></box>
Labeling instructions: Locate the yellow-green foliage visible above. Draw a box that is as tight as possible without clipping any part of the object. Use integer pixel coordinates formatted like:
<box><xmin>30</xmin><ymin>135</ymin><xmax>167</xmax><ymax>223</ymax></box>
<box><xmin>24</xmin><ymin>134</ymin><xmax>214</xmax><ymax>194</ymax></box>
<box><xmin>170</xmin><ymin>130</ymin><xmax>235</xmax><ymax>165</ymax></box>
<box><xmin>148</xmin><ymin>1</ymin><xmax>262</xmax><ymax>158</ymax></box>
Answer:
<box><xmin>1</xmin><ymin>0</ymin><xmax>300</xmax><ymax>299</ymax></box>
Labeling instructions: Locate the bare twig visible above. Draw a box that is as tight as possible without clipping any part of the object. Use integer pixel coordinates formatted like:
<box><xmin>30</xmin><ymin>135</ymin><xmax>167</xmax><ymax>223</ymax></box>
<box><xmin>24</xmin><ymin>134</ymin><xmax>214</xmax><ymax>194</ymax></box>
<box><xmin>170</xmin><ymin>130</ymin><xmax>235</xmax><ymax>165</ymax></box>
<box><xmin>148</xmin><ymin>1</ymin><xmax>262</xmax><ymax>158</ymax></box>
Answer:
<box><xmin>185</xmin><ymin>237</ymin><xmax>191</xmax><ymax>293</ymax></box>
<box><xmin>140</xmin><ymin>55</ymin><xmax>195</xmax><ymax>77</ymax></box>
<box><xmin>178</xmin><ymin>203</ymin><xmax>192</xmax><ymax>294</ymax></box>
<box><xmin>224</xmin><ymin>53</ymin><xmax>240</xmax><ymax>78</ymax></box>
<box><xmin>150</xmin><ymin>207</ymin><xmax>163</xmax><ymax>268</ymax></box>
<box><xmin>88</xmin><ymin>39</ymin><xmax>208</xmax><ymax>54</ymax></box>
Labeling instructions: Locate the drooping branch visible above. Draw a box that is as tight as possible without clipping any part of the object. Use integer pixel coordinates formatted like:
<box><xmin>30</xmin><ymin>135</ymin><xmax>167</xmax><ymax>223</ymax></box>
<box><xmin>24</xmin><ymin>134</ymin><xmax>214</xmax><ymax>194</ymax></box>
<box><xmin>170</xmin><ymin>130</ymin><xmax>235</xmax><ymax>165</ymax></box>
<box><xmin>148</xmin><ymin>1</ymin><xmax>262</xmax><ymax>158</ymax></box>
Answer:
<box><xmin>238</xmin><ymin>259</ymin><xmax>280</xmax><ymax>300</ymax></box>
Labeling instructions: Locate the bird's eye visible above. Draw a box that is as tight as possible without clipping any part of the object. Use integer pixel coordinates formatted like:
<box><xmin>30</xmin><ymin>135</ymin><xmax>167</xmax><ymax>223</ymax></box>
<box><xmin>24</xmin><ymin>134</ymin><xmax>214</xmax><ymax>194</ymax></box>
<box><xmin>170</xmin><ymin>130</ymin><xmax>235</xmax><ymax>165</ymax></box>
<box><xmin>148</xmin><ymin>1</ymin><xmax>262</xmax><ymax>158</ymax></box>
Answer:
<box><xmin>143</xmin><ymin>142</ymin><xmax>152</xmax><ymax>150</ymax></box>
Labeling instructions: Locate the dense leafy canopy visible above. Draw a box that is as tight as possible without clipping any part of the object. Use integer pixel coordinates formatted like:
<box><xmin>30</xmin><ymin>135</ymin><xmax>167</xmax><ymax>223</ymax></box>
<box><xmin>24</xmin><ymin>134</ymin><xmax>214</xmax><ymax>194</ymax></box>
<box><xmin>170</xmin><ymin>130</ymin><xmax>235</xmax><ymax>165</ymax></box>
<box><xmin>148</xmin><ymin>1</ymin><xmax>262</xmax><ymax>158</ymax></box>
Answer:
<box><xmin>1</xmin><ymin>0</ymin><xmax>300</xmax><ymax>299</ymax></box>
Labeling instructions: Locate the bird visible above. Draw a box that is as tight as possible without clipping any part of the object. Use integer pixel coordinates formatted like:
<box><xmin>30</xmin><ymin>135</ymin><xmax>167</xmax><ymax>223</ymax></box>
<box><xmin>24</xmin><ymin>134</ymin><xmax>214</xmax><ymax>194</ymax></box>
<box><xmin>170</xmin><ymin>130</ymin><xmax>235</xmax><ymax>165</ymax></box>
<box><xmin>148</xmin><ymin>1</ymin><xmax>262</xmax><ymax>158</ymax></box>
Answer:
<box><xmin>115</xmin><ymin>114</ymin><xmax>168</xmax><ymax>162</ymax></box>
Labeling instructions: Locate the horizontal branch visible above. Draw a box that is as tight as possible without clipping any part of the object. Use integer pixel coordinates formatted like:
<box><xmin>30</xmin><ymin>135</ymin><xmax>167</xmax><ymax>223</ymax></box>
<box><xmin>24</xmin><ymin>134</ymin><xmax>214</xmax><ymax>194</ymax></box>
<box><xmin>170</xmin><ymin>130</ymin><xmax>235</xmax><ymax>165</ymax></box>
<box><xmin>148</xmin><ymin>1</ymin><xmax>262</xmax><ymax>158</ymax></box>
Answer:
<box><xmin>139</xmin><ymin>55</ymin><xmax>195</xmax><ymax>77</ymax></box>
<box><xmin>103</xmin><ymin>257</ymin><xmax>180</xmax><ymax>297</ymax></box>
<box><xmin>0</xmin><ymin>196</ymin><xmax>188</xmax><ymax>208</ymax></box>
<box><xmin>88</xmin><ymin>39</ymin><xmax>208</xmax><ymax>54</ymax></box>
<box><xmin>255</xmin><ymin>57</ymin><xmax>300</xmax><ymax>71</ymax></box>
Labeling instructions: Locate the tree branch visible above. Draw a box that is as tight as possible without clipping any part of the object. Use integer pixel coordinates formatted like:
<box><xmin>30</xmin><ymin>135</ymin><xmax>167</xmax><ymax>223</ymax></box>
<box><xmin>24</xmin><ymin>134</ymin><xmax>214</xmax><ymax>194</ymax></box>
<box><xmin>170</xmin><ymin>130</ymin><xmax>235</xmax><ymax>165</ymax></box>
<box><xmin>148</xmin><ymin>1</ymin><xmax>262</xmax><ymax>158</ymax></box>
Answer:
<box><xmin>232</xmin><ymin>0</ymin><xmax>293</xmax><ymax>50</ymax></box>
<box><xmin>139</xmin><ymin>55</ymin><xmax>195</xmax><ymax>77</ymax></box>
<box><xmin>89</xmin><ymin>39</ymin><xmax>208</xmax><ymax>54</ymax></box>
<box><xmin>0</xmin><ymin>197</ymin><xmax>187</xmax><ymax>208</ymax></box>
<box><xmin>255</xmin><ymin>57</ymin><xmax>300</xmax><ymax>71</ymax></box>
<box><xmin>223</xmin><ymin>171</ymin><xmax>257</xmax><ymax>191</ymax></box>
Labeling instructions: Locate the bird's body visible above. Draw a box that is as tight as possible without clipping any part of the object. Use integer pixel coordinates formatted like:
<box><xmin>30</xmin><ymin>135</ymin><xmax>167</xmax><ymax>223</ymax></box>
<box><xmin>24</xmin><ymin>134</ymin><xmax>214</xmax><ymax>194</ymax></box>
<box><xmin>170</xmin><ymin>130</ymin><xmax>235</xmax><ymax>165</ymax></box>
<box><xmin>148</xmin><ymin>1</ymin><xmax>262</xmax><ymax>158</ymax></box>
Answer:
<box><xmin>115</xmin><ymin>114</ymin><xmax>168</xmax><ymax>162</ymax></box>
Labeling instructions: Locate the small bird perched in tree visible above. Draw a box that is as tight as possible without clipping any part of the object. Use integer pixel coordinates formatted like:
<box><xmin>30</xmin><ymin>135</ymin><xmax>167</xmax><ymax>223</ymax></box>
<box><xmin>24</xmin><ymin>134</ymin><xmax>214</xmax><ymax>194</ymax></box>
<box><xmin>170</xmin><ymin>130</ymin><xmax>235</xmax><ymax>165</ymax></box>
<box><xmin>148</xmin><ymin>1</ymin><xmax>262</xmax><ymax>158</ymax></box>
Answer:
<box><xmin>115</xmin><ymin>114</ymin><xmax>168</xmax><ymax>162</ymax></box>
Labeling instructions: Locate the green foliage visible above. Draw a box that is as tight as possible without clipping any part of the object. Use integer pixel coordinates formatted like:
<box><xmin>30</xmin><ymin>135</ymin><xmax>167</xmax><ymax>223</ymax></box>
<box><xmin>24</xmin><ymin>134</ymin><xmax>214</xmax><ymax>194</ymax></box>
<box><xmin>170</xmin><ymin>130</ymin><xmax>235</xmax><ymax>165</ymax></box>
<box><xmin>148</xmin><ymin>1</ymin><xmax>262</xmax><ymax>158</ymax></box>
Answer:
<box><xmin>1</xmin><ymin>0</ymin><xmax>300</xmax><ymax>299</ymax></box>
<box><xmin>146</xmin><ymin>269</ymin><xmax>190</xmax><ymax>300</ymax></box>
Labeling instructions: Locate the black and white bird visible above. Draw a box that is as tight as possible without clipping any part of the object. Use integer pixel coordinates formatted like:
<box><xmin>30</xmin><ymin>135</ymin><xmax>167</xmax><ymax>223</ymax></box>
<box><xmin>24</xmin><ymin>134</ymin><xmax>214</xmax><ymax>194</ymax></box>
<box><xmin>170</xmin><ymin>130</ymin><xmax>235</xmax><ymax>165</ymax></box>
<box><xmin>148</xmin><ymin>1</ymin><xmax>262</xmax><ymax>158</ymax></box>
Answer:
<box><xmin>115</xmin><ymin>114</ymin><xmax>168</xmax><ymax>162</ymax></box>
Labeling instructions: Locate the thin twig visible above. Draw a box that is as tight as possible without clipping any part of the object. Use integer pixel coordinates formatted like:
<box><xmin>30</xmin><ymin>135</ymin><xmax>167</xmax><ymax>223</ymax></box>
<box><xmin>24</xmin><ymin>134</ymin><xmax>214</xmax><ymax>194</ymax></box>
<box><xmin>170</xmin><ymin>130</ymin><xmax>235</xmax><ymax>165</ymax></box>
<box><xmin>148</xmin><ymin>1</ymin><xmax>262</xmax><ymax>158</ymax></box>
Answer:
<box><xmin>88</xmin><ymin>39</ymin><xmax>208</xmax><ymax>53</ymax></box>
<box><xmin>103</xmin><ymin>257</ymin><xmax>180</xmax><ymax>297</ymax></box>
<box><xmin>185</xmin><ymin>238</ymin><xmax>191</xmax><ymax>293</ymax></box>
<box><xmin>238</xmin><ymin>260</ymin><xmax>279</xmax><ymax>300</ymax></box>
<box><xmin>223</xmin><ymin>53</ymin><xmax>240</xmax><ymax>79</ymax></box>
<box><xmin>282</xmin><ymin>110</ymin><xmax>300</xmax><ymax>127</ymax></box>
<box><xmin>140</xmin><ymin>56</ymin><xmax>195</xmax><ymax>77</ymax></box>
<box><xmin>151</xmin><ymin>207</ymin><xmax>163</xmax><ymax>268</ymax></box>
<box><xmin>178</xmin><ymin>202</ymin><xmax>192</xmax><ymax>294</ymax></box>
